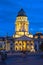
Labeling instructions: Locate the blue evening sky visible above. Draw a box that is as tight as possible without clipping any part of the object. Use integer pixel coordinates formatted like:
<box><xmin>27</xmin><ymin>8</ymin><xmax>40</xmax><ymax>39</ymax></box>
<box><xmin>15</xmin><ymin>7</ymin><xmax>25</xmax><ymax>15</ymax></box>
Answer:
<box><xmin>0</xmin><ymin>0</ymin><xmax>43</xmax><ymax>36</ymax></box>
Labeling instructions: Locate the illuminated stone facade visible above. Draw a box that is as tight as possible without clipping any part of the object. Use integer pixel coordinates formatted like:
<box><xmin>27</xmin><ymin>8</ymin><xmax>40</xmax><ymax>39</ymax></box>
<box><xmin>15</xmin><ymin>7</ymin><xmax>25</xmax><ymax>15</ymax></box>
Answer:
<box><xmin>14</xmin><ymin>35</ymin><xmax>35</xmax><ymax>52</ymax></box>
<box><xmin>13</xmin><ymin>9</ymin><xmax>35</xmax><ymax>52</ymax></box>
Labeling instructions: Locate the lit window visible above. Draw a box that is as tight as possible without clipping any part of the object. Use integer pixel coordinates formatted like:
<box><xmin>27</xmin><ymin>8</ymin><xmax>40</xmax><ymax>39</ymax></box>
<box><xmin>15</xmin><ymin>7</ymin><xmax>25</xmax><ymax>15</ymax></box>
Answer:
<box><xmin>19</xmin><ymin>43</ymin><xmax>21</xmax><ymax>45</ymax></box>
<box><xmin>19</xmin><ymin>48</ymin><xmax>21</xmax><ymax>50</ymax></box>
<box><xmin>30</xmin><ymin>43</ymin><xmax>33</xmax><ymax>45</ymax></box>
<box><xmin>15</xmin><ymin>43</ymin><xmax>18</xmax><ymax>45</ymax></box>
<box><xmin>16</xmin><ymin>48</ymin><xmax>17</xmax><ymax>50</ymax></box>
<box><xmin>23</xmin><ymin>43</ymin><xmax>24</xmax><ymax>45</ymax></box>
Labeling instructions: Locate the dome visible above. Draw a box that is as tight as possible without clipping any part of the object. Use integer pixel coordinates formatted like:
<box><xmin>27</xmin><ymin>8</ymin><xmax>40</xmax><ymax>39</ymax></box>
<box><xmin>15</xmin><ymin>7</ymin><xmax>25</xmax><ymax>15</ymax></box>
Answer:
<box><xmin>17</xmin><ymin>9</ymin><xmax>27</xmax><ymax>17</ymax></box>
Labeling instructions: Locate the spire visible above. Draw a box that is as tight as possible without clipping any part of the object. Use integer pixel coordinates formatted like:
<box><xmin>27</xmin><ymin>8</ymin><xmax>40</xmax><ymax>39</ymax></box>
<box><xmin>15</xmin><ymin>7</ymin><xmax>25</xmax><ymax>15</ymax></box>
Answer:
<box><xmin>17</xmin><ymin>8</ymin><xmax>27</xmax><ymax>17</ymax></box>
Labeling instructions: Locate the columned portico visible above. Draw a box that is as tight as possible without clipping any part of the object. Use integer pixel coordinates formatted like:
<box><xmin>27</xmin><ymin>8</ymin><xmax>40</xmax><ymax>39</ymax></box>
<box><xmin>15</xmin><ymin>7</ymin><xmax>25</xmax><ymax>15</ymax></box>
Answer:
<box><xmin>14</xmin><ymin>35</ymin><xmax>35</xmax><ymax>52</ymax></box>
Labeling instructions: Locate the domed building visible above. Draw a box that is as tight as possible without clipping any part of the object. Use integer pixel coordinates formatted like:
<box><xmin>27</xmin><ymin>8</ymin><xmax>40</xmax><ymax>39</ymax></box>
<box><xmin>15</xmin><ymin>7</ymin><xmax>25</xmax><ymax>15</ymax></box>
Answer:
<box><xmin>13</xmin><ymin>9</ymin><xmax>35</xmax><ymax>52</ymax></box>
<box><xmin>0</xmin><ymin>9</ymin><xmax>35</xmax><ymax>52</ymax></box>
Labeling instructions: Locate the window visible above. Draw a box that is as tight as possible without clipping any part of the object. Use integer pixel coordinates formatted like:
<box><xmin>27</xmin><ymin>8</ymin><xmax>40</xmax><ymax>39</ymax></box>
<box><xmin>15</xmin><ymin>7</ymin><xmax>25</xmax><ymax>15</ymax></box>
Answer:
<box><xmin>30</xmin><ymin>43</ymin><xmax>33</xmax><ymax>45</ymax></box>
<box><xmin>16</xmin><ymin>48</ymin><xmax>17</xmax><ymax>50</ymax></box>
<box><xmin>19</xmin><ymin>48</ymin><xmax>21</xmax><ymax>50</ymax></box>
<box><xmin>19</xmin><ymin>43</ymin><xmax>21</xmax><ymax>45</ymax></box>
<box><xmin>15</xmin><ymin>43</ymin><xmax>18</xmax><ymax>45</ymax></box>
<box><xmin>27</xmin><ymin>41</ymin><xmax>30</xmax><ymax>45</ymax></box>
<box><xmin>23</xmin><ymin>43</ymin><xmax>24</xmax><ymax>45</ymax></box>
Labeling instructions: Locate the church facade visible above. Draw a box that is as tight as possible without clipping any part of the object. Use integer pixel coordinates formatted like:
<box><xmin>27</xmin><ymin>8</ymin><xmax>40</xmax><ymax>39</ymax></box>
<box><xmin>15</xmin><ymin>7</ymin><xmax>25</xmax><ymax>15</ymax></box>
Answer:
<box><xmin>13</xmin><ymin>9</ymin><xmax>35</xmax><ymax>52</ymax></box>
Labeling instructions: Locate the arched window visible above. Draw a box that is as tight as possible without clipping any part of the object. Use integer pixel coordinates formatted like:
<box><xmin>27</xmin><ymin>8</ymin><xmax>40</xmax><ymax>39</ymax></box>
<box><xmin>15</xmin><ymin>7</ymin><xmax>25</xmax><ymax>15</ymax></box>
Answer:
<box><xmin>19</xmin><ymin>48</ymin><xmax>21</xmax><ymax>50</ymax></box>
<box><xmin>30</xmin><ymin>43</ymin><xmax>33</xmax><ymax>46</ymax></box>
<box><xmin>19</xmin><ymin>43</ymin><xmax>21</xmax><ymax>45</ymax></box>
<box><xmin>16</xmin><ymin>47</ymin><xmax>17</xmax><ymax>50</ymax></box>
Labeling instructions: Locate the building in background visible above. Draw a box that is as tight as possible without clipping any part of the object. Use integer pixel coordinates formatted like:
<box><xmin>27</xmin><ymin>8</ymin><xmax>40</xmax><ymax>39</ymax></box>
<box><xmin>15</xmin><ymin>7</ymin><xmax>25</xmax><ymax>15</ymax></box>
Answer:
<box><xmin>0</xmin><ymin>37</ymin><xmax>5</xmax><ymax>50</ymax></box>
<box><xmin>33</xmin><ymin>32</ymin><xmax>43</xmax><ymax>52</ymax></box>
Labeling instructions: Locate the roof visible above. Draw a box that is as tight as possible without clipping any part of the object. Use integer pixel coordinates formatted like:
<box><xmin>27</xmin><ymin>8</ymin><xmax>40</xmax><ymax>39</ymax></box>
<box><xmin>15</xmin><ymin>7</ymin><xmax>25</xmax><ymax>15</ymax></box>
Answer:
<box><xmin>15</xmin><ymin>35</ymin><xmax>32</xmax><ymax>41</ymax></box>
<box><xmin>33</xmin><ymin>32</ymin><xmax>43</xmax><ymax>37</ymax></box>
<box><xmin>17</xmin><ymin>9</ymin><xmax>27</xmax><ymax>17</ymax></box>
<box><xmin>0</xmin><ymin>36</ymin><xmax>13</xmax><ymax>41</ymax></box>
